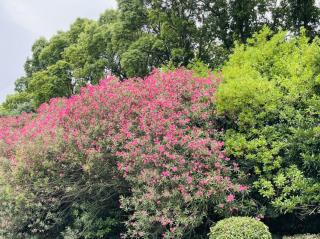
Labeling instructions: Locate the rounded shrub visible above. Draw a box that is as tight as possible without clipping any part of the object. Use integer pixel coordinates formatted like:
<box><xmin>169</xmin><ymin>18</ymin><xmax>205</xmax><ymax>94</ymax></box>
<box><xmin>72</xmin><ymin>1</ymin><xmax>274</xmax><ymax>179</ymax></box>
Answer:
<box><xmin>209</xmin><ymin>217</ymin><xmax>272</xmax><ymax>239</ymax></box>
<box><xmin>0</xmin><ymin>69</ymin><xmax>245</xmax><ymax>238</ymax></box>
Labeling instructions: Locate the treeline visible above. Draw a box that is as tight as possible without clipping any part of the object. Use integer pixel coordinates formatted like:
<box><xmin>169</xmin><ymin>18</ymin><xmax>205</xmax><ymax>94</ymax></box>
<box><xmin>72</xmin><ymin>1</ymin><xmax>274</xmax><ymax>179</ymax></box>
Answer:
<box><xmin>2</xmin><ymin>0</ymin><xmax>320</xmax><ymax>114</ymax></box>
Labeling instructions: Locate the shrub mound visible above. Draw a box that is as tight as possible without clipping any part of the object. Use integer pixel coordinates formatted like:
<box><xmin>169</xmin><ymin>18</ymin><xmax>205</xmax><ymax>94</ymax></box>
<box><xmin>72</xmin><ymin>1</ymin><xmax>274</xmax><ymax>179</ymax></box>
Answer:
<box><xmin>0</xmin><ymin>69</ymin><xmax>246</xmax><ymax>238</ymax></box>
<box><xmin>209</xmin><ymin>217</ymin><xmax>272</xmax><ymax>239</ymax></box>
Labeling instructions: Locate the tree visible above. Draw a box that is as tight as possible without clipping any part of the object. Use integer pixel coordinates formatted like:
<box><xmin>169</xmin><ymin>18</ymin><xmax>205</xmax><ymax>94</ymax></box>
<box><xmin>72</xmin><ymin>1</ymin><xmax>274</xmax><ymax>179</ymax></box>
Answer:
<box><xmin>2</xmin><ymin>92</ymin><xmax>34</xmax><ymax>114</ymax></box>
<box><xmin>28</xmin><ymin>61</ymin><xmax>73</xmax><ymax>107</ymax></box>
<box><xmin>145</xmin><ymin>0</ymin><xmax>198</xmax><ymax>66</ymax></box>
<box><xmin>24</xmin><ymin>37</ymin><xmax>48</xmax><ymax>77</ymax></box>
<box><xmin>64</xmin><ymin>11</ymin><xmax>121</xmax><ymax>84</ymax></box>
<box><xmin>217</xmin><ymin>28</ymin><xmax>320</xmax><ymax>217</ymax></box>
<box><xmin>271</xmin><ymin>0</ymin><xmax>319</xmax><ymax>37</ymax></box>
<box><xmin>228</xmin><ymin>0</ymin><xmax>273</xmax><ymax>44</ymax></box>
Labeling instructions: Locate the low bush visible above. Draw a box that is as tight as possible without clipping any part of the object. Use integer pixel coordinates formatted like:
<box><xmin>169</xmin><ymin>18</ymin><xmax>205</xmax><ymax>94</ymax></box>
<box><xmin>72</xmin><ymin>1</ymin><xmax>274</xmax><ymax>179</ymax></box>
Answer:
<box><xmin>209</xmin><ymin>216</ymin><xmax>272</xmax><ymax>239</ymax></box>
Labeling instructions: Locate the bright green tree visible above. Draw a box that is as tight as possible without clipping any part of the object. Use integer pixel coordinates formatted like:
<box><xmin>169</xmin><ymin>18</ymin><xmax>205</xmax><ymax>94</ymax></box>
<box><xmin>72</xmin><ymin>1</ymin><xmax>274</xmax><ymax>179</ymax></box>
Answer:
<box><xmin>217</xmin><ymin>27</ymin><xmax>320</xmax><ymax>217</ymax></box>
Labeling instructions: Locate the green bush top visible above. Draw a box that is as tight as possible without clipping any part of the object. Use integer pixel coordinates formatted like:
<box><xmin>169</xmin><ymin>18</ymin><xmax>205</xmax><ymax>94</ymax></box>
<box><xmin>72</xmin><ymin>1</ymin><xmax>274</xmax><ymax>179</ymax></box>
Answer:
<box><xmin>209</xmin><ymin>217</ymin><xmax>272</xmax><ymax>239</ymax></box>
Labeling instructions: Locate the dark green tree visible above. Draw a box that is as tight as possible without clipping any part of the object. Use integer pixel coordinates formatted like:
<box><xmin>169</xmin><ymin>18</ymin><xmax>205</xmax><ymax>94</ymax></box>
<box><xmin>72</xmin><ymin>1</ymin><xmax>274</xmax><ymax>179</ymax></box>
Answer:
<box><xmin>272</xmin><ymin>0</ymin><xmax>319</xmax><ymax>36</ymax></box>
<box><xmin>228</xmin><ymin>0</ymin><xmax>271</xmax><ymax>44</ymax></box>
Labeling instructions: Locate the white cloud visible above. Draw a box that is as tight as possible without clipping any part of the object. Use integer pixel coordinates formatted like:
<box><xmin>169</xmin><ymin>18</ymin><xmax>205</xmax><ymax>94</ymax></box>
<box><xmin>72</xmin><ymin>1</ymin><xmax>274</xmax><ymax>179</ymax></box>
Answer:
<box><xmin>1</xmin><ymin>0</ymin><xmax>117</xmax><ymax>37</ymax></box>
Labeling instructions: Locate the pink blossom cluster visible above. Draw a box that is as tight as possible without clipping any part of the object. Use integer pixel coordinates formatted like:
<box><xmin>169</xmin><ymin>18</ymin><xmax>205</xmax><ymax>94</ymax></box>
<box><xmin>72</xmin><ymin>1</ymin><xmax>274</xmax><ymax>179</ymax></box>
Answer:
<box><xmin>0</xmin><ymin>69</ymin><xmax>246</xmax><ymax>238</ymax></box>
<box><xmin>0</xmin><ymin>112</ymin><xmax>33</xmax><ymax>160</ymax></box>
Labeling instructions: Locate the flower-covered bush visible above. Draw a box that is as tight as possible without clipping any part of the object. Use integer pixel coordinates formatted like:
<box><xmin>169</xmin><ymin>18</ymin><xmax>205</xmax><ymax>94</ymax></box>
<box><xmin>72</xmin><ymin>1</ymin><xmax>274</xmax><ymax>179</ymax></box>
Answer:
<box><xmin>0</xmin><ymin>69</ymin><xmax>245</xmax><ymax>238</ymax></box>
<box><xmin>209</xmin><ymin>217</ymin><xmax>272</xmax><ymax>239</ymax></box>
<box><xmin>113</xmin><ymin>70</ymin><xmax>245</xmax><ymax>238</ymax></box>
<box><xmin>0</xmin><ymin>107</ymin><xmax>126</xmax><ymax>238</ymax></box>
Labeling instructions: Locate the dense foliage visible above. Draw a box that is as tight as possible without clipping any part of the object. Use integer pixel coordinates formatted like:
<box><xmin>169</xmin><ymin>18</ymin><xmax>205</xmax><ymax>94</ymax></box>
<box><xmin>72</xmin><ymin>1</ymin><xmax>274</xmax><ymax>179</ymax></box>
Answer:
<box><xmin>217</xmin><ymin>28</ymin><xmax>320</xmax><ymax>218</ymax></box>
<box><xmin>3</xmin><ymin>0</ymin><xmax>320</xmax><ymax>114</ymax></box>
<box><xmin>0</xmin><ymin>70</ymin><xmax>246</xmax><ymax>238</ymax></box>
<box><xmin>209</xmin><ymin>217</ymin><xmax>272</xmax><ymax>239</ymax></box>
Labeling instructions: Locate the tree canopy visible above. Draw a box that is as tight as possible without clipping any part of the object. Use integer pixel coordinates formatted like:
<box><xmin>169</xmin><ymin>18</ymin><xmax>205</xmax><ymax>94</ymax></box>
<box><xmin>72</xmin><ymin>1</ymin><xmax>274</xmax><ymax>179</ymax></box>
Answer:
<box><xmin>2</xmin><ymin>0</ymin><xmax>320</xmax><ymax>113</ymax></box>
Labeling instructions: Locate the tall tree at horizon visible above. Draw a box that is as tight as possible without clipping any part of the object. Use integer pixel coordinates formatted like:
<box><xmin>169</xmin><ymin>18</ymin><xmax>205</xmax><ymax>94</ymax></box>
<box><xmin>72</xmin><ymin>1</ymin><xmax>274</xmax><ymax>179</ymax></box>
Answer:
<box><xmin>2</xmin><ymin>0</ymin><xmax>320</xmax><ymax>115</ymax></box>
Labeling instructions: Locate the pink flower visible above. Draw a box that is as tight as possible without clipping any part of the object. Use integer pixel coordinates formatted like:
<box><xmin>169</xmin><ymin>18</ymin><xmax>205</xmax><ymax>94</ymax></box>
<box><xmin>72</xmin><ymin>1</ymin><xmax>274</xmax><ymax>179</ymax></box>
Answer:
<box><xmin>117</xmin><ymin>162</ymin><xmax>123</xmax><ymax>170</ymax></box>
<box><xmin>187</xmin><ymin>176</ymin><xmax>193</xmax><ymax>184</ymax></box>
<box><xmin>238</xmin><ymin>185</ymin><xmax>248</xmax><ymax>192</ymax></box>
<box><xmin>172</xmin><ymin>166</ymin><xmax>178</xmax><ymax>172</ymax></box>
<box><xmin>158</xmin><ymin>145</ymin><xmax>165</xmax><ymax>153</ymax></box>
<box><xmin>162</xmin><ymin>171</ymin><xmax>170</xmax><ymax>177</ymax></box>
<box><xmin>226</xmin><ymin>194</ymin><xmax>235</xmax><ymax>203</ymax></box>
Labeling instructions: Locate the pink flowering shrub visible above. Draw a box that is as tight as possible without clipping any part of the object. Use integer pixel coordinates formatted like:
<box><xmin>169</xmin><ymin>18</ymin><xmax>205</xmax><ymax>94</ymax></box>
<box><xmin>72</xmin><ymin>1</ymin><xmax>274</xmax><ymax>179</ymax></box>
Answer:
<box><xmin>0</xmin><ymin>113</ymin><xmax>33</xmax><ymax>157</ymax></box>
<box><xmin>0</xmin><ymin>69</ymin><xmax>246</xmax><ymax>238</ymax></box>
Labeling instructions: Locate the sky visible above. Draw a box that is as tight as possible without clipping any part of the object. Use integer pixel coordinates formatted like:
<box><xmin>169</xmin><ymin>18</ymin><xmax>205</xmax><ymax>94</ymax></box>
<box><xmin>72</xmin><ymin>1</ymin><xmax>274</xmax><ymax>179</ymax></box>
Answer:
<box><xmin>0</xmin><ymin>0</ymin><xmax>117</xmax><ymax>103</ymax></box>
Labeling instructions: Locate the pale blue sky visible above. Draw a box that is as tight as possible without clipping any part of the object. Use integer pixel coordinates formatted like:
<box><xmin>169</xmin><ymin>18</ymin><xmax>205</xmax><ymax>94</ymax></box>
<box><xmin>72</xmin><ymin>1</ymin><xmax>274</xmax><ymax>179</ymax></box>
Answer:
<box><xmin>0</xmin><ymin>0</ymin><xmax>117</xmax><ymax>103</ymax></box>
